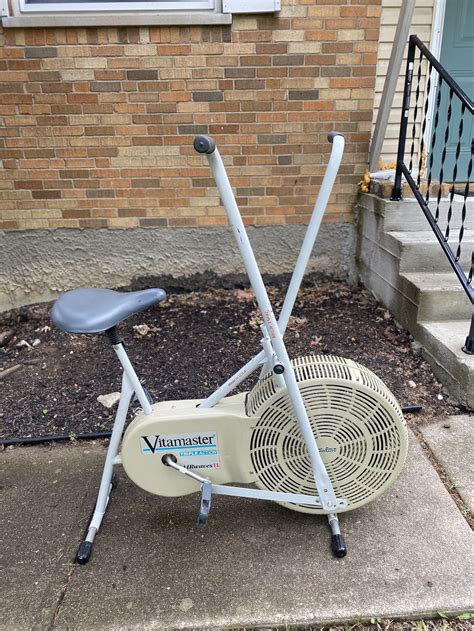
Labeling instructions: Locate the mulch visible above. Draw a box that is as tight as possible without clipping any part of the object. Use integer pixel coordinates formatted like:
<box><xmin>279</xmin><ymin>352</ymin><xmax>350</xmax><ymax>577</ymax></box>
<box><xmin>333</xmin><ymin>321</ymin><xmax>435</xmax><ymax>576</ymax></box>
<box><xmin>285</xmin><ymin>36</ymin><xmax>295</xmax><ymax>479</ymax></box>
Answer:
<box><xmin>0</xmin><ymin>274</ymin><xmax>462</xmax><ymax>441</ymax></box>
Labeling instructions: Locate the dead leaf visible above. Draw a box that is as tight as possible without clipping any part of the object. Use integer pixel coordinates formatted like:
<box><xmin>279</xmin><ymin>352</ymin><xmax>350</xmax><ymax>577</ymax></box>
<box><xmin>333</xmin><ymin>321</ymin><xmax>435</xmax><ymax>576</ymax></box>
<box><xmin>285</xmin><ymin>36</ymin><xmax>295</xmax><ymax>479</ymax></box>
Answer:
<box><xmin>382</xmin><ymin>327</ymin><xmax>398</xmax><ymax>345</ymax></box>
<box><xmin>35</xmin><ymin>325</ymin><xmax>51</xmax><ymax>333</ymax></box>
<box><xmin>235</xmin><ymin>288</ymin><xmax>254</xmax><ymax>302</ymax></box>
<box><xmin>133</xmin><ymin>324</ymin><xmax>160</xmax><ymax>336</ymax></box>
<box><xmin>287</xmin><ymin>316</ymin><xmax>308</xmax><ymax>331</ymax></box>
<box><xmin>16</xmin><ymin>339</ymin><xmax>33</xmax><ymax>349</ymax></box>
<box><xmin>248</xmin><ymin>311</ymin><xmax>262</xmax><ymax>332</ymax></box>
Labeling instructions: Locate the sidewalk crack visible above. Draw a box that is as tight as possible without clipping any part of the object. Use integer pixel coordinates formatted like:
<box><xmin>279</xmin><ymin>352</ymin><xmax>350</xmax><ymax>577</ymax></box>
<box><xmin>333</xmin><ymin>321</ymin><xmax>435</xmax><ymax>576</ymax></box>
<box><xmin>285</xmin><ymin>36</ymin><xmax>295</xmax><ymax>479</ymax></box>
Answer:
<box><xmin>414</xmin><ymin>428</ymin><xmax>473</xmax><ymax>529</ymax></box>
<box><xmin>48</xmin><ymin>561</ymin><xmax>78</xmax><ymax>630</ymax></box>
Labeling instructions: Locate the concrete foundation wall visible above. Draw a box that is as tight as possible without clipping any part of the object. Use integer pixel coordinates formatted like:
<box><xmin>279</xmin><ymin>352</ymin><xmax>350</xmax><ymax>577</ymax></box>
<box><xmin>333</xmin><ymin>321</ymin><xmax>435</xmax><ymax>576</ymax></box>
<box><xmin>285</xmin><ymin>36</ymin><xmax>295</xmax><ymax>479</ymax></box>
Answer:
<box><xmin>0</xmin><ymin>222</ymin><xmax>355</xmax><ymax>312</ymax></box>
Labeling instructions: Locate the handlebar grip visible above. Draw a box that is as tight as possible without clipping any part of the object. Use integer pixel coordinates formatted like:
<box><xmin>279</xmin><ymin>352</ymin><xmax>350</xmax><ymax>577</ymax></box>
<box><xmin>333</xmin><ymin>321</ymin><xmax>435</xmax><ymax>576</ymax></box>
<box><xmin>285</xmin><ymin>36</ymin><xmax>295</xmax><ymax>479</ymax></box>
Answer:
<box><xmin>327</xmin><ymin>131</ymin><xmax>344</xmax><ymax>143</ymax></box>
<box><xmin>194</xmin><ymin>135</ymin><xmax>216</xmax><ymax>154</ymax></box>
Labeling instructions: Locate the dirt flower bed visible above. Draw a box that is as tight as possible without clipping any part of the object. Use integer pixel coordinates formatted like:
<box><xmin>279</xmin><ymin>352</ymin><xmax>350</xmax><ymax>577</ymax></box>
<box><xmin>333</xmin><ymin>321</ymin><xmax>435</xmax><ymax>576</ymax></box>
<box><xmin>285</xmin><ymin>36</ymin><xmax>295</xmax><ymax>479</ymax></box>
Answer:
<box><xmin>0</xmin><ymin>275</ymin><xmax>461</xmax><ymax>441</ymax></box>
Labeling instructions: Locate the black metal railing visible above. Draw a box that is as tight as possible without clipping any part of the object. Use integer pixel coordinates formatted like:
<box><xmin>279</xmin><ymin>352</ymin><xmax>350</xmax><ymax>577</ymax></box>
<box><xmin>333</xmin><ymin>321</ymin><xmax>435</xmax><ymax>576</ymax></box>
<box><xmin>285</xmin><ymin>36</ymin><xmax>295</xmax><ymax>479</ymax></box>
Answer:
<box><xmin>392</xmin><ymin>35</ymin><xmax>474</xmax><ymax>354</ymax></box>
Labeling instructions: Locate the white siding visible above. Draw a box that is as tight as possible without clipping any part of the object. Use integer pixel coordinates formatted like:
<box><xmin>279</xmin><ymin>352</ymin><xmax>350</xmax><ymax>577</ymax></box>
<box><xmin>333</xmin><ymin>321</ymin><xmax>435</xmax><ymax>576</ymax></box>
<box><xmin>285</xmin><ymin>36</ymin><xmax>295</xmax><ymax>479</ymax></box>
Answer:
<box><xmin>372</xmin><ymin>0</ymin><xmax>437</xmax><ymax>167</ymax></box>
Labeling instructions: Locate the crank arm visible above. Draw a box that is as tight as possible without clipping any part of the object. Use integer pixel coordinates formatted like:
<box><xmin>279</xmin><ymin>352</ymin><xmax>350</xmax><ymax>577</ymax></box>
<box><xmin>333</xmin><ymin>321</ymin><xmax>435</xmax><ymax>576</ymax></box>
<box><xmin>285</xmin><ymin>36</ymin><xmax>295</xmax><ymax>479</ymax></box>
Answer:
<box><xmin>197</xmin><ymin>480</ymin><xmax>212</xmax><ymax>528</ymax></box>
<box><xmin>162</xmin><ymin>455</ymin><xmax>215</xmax><ymax>526</ymax></box>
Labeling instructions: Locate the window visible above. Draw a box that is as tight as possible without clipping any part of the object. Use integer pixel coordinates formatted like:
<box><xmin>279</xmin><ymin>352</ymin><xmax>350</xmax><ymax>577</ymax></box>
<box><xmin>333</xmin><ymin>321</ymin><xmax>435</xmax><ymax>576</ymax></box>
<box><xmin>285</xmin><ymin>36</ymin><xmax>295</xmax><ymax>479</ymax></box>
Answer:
<box><xmin>2</xmin><ymin>0</ymin><xmax>280</xmax><ymax>27</ymax></box>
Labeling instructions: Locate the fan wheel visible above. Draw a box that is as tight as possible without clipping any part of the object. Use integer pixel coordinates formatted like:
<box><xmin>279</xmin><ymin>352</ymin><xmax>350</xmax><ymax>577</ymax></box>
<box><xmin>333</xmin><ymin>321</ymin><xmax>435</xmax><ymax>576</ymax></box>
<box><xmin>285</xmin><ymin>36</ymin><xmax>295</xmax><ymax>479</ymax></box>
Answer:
<box><xmin>246</xmin><ymin>355</ymin><xmax>408</xmax><ymax>514</ymax></box>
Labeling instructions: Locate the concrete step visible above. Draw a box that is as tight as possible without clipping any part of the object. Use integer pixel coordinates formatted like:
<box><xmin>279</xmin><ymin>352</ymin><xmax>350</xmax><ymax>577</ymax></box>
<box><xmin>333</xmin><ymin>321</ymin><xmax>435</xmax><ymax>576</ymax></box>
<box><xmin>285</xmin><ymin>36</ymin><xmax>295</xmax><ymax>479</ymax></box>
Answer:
<box><xmin>400</xmin><ymin>272</ymin><xmax>472</xmax><ymax>323</ymax></box>
<box><xmin>387</xmin><ymin>230</ymin><xmax>474</xmax><ymax>274</ymax></box>
<box><xmin>358</xmin><ymin>193</ymin><xmax>474</xmax><ymax>233</ymax></box>
<box><xmin>356</xmin><ymin>192</ymin><xmax>474</xmax><ymax>409</ymax></box>
<box><xmin>417</xmin><ymin>320</ymin><xmax>474</xmax><ymax>409</ymax></box>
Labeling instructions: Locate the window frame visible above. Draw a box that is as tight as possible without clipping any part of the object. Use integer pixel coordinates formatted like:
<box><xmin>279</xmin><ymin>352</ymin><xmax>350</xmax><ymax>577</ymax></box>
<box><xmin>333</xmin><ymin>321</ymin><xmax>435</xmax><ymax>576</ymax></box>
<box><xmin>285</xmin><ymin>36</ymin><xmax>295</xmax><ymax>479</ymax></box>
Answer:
<box><xmin>18</xmin><ymin>0</ymin><xmax>214</xmax><ymax>12</ymax></box>
<box><xmin>2</xmin><ymin>0</ymin><xmax>234</xmax><ymax>26</ymax></box>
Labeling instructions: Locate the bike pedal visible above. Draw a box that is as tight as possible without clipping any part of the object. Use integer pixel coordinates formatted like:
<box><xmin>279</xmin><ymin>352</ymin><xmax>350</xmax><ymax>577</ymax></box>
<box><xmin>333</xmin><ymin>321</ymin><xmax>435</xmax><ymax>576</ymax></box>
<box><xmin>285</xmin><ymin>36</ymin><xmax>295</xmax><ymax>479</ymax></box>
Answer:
<box><xmin>197</xmin><ymin>480</ymin><xmax>212</xmax><ymax>528</ymax></box>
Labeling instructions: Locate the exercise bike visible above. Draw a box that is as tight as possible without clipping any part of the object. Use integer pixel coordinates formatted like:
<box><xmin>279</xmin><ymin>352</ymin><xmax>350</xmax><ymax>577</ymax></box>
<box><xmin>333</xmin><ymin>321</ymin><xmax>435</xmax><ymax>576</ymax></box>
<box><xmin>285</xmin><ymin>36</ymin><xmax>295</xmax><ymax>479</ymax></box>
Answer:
<box><xmin>51</xmin><ymin>132</ymin><xmax>408</xmax><ymax>564</ymax></box>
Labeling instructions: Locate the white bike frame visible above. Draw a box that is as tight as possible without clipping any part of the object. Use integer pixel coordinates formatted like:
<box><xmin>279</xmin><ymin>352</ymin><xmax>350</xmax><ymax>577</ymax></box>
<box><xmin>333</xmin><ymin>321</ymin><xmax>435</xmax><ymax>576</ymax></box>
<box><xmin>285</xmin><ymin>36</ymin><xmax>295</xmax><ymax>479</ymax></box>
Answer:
<box><xmin>82</xmin><ymin>133</ymin><xmax>346</xmax><ymax>554</ymax></box>
<box><xmin>200</xmin><ymin>132</ymin><xmax>345</xmax><ymax>408</ymax></box>
<box><xmin>76</xmin><ymin>132</ymin><xmax>347</xmax><ymax>563</ymax></box>
<box><xmin>194</xmin><ymin>133</ymin><xmax>346</xmax><ymax>513</ymax></box>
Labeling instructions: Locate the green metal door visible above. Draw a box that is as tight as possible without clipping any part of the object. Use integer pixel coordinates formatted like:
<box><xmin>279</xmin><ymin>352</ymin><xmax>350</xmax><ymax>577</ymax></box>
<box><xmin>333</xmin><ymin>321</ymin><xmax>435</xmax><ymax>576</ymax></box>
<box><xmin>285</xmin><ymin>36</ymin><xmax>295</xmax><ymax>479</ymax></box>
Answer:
<box><xmin>430</xmin><ymin>0</ymin><xmax>474</xmax><ymax>182</ymax></box>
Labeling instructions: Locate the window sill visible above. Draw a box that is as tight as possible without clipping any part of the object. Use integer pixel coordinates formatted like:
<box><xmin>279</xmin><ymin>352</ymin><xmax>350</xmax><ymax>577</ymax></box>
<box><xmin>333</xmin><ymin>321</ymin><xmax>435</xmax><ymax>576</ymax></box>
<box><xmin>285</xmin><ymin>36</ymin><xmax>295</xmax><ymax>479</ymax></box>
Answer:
<box><xmin>1</xmin><ymin>12</ymin><xmax>232</xmax><ymax>27</ymax></box>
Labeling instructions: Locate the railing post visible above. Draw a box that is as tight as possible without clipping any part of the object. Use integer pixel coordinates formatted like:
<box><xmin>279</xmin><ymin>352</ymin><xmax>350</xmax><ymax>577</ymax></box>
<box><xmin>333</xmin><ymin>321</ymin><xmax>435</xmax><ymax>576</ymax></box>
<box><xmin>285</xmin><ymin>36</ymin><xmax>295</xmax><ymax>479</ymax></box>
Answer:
<box><xmin>462</xmin><ymin>311</ymin><xmax>474</xmax><ymax>355</ymax></box>
<box><xmin>369</xmin><ymin>0</ymin><xmax>416</xmax><ymax>172</ymax></box>
<box><xmin>391</xmin><ymin>35</ymin><xmax>417</xmax><ymax>201</ymax></box>
<box><xmin>463</xmin><ymin>253</ymin><xmax>474</xmax><ymax>355</ymax></box>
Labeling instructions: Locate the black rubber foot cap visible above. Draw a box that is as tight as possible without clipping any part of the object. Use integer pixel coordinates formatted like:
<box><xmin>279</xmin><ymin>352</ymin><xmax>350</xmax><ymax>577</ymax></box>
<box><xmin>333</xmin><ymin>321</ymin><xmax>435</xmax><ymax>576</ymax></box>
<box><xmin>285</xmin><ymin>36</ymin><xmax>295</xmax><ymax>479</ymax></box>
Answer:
<box><xmin>331</xmin><ymin>534</ymin><xmax>347</xmax><ymax>558</ymax></box>
<box><xmin>76</xmin><ymin>541</ymin><xmax>93</xmax><ymax>565</ymax></box>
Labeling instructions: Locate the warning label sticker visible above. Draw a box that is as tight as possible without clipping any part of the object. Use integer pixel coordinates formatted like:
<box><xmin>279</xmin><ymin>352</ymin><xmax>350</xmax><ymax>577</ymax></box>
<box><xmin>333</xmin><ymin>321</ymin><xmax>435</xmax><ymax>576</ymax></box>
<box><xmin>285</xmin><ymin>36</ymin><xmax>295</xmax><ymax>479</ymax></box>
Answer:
<box><xmin>139</xmin><ymin>431</ymin><xmax>220</xmax><ymax>469</ymax></box>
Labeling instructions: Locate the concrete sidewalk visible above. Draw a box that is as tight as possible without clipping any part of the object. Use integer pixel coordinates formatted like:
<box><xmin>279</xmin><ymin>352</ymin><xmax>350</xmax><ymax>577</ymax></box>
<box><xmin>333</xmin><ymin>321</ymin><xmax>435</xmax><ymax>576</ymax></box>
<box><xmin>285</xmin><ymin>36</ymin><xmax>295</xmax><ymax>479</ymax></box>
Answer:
<box><xmin>1</xmin><ymin>423</ymin><xmax>473</xmax><ymax>630</ymax></box>
<box><xmin>420</xmin><ymin>415</ymin><xmax>473</xmax><ymax>514</ymax></box>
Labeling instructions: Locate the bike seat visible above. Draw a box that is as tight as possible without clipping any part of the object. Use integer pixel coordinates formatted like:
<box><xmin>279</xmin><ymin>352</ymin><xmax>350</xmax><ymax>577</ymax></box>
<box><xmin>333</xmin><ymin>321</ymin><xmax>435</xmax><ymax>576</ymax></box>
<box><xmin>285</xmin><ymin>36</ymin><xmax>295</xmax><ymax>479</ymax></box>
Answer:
<box><xmin>51</xmin><ymin>287</ymin><xmax>167</xmax><ymax>334</ymax></box>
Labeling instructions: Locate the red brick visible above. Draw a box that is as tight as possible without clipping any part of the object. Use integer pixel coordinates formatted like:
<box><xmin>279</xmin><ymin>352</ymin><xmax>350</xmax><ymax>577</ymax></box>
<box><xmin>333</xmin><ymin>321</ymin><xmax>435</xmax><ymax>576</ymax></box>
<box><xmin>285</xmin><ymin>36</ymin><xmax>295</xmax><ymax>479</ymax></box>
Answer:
<box><xmin>95</xmin><ymin>70</ymin><xmax>126</xmax><ymax>81</ymax></box>
<box><xmin>10</xmin><ymin>60</ymin><xmax>41</xmax><ymax>70</ymax></box>
<box><xmin>340</xmin><ymin>6</ymin><xmax>367</xmax><ymax>17</ymax></box>
<box><xmin>42</xmin><ymin>83</ymin><xmax>73</xmax><ymax>93</ymax></box>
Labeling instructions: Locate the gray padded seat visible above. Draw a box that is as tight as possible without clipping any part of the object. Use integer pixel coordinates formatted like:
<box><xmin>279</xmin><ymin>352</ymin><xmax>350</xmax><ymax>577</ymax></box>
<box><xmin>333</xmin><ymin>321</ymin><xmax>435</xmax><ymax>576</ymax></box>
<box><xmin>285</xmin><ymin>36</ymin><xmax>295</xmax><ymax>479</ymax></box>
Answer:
<box><xmin>51</xmin><ymin>287</ymin><xmax>167</xmax><ymax>334</ymax></box>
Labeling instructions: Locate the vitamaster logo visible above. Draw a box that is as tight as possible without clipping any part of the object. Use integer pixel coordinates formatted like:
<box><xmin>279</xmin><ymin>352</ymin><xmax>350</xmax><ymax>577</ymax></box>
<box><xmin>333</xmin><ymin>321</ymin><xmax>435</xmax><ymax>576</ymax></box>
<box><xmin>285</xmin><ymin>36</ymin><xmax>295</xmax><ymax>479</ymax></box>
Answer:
<box><xmin>141</xmin><ymin>433</ymin><xmax>216</xmax><ymax>454</ymax></box>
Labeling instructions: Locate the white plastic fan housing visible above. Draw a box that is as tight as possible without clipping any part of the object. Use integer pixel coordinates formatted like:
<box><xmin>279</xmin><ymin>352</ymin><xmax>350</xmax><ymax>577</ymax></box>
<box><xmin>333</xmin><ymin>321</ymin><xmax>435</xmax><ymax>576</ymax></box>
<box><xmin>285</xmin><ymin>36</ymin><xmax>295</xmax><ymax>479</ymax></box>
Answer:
<box><xmin>121</xmin><ymin>354</ymin><xmax>408</xmax><ymax>514</ymax></box>
<box><xmin>246</xmin><ymin>355</ymin><xmax>408</xmax><ymax>513</ymax></box>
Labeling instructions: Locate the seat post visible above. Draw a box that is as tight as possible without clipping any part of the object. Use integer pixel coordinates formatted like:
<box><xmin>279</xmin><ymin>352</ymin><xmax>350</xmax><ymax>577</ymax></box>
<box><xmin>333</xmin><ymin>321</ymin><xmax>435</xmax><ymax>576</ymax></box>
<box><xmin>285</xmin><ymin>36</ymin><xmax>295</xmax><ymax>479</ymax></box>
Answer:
<box><xmin>105</xmin><ymin>325</ymin><xmax>122</xmax><ymax>346</ymax></box>
<box><xmin>104</xmin><ymin>325</ymin><xmax>153</xmax><ymax>415</ymax></box>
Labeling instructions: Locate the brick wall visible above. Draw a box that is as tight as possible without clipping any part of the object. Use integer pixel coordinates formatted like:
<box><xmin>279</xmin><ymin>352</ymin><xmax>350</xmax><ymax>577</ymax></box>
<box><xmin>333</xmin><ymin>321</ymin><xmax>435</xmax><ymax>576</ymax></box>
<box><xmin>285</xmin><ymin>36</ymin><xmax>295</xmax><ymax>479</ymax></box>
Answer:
<box><xmin>0</xmin><ymin>1</ymin><xmax>381</xmax><ymax>232</ymax></box>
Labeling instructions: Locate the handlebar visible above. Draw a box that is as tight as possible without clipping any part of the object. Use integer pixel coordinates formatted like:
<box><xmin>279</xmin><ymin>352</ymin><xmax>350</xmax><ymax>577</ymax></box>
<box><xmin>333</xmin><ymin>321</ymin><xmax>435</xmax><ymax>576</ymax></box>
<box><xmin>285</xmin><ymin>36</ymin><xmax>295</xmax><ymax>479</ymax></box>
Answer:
<box><xmin>327</xmin><ymin>131</ymin><xmax>344</xmax><ymax>144</ymax></box>
<box><xmin>193</xmin><ymin>135</ymin><xmax>216</xmax><ymax>154</ymax></box>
